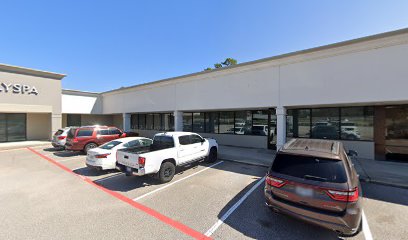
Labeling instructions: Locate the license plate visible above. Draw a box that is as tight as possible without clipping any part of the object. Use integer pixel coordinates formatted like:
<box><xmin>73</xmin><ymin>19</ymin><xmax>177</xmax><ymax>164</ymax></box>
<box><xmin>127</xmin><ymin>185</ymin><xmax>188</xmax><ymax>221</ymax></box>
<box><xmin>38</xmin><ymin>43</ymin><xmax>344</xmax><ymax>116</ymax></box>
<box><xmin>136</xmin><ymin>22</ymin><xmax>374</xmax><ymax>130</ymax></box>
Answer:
<box><xmin>295</xmin><ymin>186</ymin><xmax>313</xmax><ymax>197</ymax></box>
<box><xmin>126</xmin><ymin>166</ymin><xmax>132</xmax><ymax>172</ymax></box>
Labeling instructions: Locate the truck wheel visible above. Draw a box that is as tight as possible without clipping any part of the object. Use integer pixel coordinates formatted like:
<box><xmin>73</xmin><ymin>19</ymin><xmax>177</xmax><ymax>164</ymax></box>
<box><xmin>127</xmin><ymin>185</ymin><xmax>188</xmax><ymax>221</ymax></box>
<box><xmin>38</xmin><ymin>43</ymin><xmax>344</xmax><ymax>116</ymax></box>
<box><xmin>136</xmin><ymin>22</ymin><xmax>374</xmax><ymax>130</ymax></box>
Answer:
<box><xmin>158</xmin><ymin>162</ymin><xmax>176</xmax><ymax>183</ymax></box>
<box><xmin>206</xmin><ymin>148</ymin><xmax>218</xmax><ymax>163</ymax></box>
<box><xmin>84</xmin><ymin>143</ymin><xmax>97</xmax><ymax>154</ymax></box>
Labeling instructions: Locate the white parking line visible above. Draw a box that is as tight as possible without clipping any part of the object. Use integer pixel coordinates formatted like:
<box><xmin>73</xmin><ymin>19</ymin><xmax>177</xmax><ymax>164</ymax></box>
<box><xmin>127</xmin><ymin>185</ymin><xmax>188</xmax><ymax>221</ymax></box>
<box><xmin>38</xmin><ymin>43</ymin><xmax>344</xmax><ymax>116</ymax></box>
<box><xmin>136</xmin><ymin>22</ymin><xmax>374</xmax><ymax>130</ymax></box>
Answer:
<box><xmin>362</xmin><ymin>210</ymin><xmax>373</xmax><ymax>240</ymax></box>
<box><xmin>204</xmin><ymin>176</ymin><xmax>265</xmax><ymax>237</ymax></box>
<box><xmin>133</xmin><ymin>161</ymin><xmax>224</xmax><ymax>201</ymax></box>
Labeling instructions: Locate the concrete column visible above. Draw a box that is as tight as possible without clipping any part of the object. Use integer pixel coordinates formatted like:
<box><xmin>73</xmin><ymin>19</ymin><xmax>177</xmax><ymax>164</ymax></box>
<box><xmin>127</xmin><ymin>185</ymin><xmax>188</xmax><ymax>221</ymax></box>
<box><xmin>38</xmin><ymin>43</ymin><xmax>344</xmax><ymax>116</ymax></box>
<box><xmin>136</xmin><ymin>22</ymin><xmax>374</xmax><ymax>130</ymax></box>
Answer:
<box><xmin>174</xmin><ymin>110</ymin><xmax>183</xmax><ymax>131</ymax></box>
<box><xmin>122</xmin><ymin>113</ymin><xmax>131</xmax><ymax>131</ymax></box>
<box><xmin>276</xmin><ymin>107</ymin><xmax>287</xmax><ymax>150</ymax></box>
<box><xmin>51</xmin><ymin>113</ymin><xmax>62</xmax><ymax>140</ymax></box>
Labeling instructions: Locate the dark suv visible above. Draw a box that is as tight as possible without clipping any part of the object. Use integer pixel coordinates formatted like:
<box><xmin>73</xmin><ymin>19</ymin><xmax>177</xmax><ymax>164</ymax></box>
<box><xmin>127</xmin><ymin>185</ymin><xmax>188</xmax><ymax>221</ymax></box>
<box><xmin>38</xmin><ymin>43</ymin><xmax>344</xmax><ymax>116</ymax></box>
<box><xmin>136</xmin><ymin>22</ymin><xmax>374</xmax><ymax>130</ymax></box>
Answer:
<box><xmin>65</xmin><ymin>126</ymin><xmax>127</xmax><ymax>153</ymax></box>
<box><xmin>264</xmin><ymin>138</ymin><xmax>362</xmax><ymax>237</ymax></box>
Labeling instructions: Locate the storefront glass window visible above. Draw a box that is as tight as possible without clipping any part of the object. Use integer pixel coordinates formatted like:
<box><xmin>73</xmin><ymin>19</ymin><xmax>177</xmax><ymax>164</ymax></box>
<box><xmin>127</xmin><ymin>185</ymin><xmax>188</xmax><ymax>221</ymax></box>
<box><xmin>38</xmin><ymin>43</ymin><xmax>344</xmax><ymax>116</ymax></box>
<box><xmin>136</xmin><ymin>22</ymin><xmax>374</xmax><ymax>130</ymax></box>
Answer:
<box><xmin>193</xmin><ymin>112</ymin><xmax>205</xmax><ymax>132</ymax></box>
<box><xmin>287</xmin><ymin>109</ymin><xmax>311</xmax><ymax>138</ymax></box>
<box><xmin>163</xmin><ymin>113</ymin><xmax>174</xmax><ymax>131</ymax></box>
<box><xmin>146</xmin><ymin>114</ymin><xmax>154</xmax><ymax>130</ymax></box>
<box><xmin>183</xmin><ymin>113</ymin><xmax>193</xmax><ymax>132</ymax></box>
<box><xmin>341</xmin><ymin>107</ymin><xmax>374</xmax><ymax>141</ymax></box>
<box><xmin>251</xmin><ymin>110</ymin><xmax>268</xmax><ymax>136</ymax></box>
<box><xmin>311</xmin><ymin>108</ymin><xmax>340</xmax><ymax>139</ymax></box>
<box><xmin>130</xmin><ymin>114</ymin><xmax>138</xmax><ymax>129</ymax></box>
<box><xmin>138</xmin><ymin>114</ymin><xmax>146</xmax><ymax>130</ymax></box>
<box><xmin>235</xmin><ymin>111</ymin><xmax>252</xmax><ymax>135</ymax></box>
<box><xmin>153</xmin><ymin>114</ymin><xmax>162</xmax><ymax>130</ymax></box>
<box><xmin>219</xmin><ymin>112</ymin><xmax>234</xmax><ymax>134</ymax></box>
<box><xmin>205</xmin><ymin>112</ymin><xmax>219</xmax><ymax>133</ymax></box>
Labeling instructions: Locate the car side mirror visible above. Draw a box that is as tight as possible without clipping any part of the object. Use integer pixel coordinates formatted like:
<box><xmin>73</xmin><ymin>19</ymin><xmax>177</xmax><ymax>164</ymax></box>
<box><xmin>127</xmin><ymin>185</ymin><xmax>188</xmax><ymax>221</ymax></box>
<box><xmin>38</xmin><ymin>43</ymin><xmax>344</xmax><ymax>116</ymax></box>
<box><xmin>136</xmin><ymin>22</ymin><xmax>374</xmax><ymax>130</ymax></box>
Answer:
<box><xmin>201</xmin><ymin>138</ymin><xmax>205</xmax><ymax>143</ymax></box>
<box><xmin>347</xmin><ymin>150</ymin><xmax>358</xmax><ymax>157</ymax></box>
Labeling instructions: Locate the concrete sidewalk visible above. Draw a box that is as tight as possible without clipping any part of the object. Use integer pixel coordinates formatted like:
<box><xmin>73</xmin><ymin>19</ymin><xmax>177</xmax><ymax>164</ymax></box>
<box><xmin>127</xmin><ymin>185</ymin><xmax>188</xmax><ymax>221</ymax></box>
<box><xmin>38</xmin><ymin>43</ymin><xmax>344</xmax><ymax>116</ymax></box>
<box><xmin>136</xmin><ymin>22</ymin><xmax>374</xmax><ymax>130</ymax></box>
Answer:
<box><xmin>218</xmin><ymin>145</ymin><xmax>408</xmax><ymax>189</ymax></box>
<box><xmin>0</xmin><ymin>141</ymin><xmax>51</xmax><ymax>151</ymax></box>
<box><xmin>352</xmin><ymin>157</ymin><xmax>408</xmax><ymax>189</ymax></box>
<box><xmin>218</xmin><ymin>145</ymin><xmax>274</xmax><ymax>167</ymax></box>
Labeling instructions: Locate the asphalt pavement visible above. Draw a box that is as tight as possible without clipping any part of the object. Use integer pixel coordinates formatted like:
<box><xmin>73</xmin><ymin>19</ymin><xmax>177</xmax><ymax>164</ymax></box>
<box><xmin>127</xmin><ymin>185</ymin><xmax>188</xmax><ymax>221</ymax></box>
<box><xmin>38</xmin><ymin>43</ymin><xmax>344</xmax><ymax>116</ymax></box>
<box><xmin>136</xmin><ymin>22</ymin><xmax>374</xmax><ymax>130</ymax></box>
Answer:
<box><xmin>0</xmin><ymin>145</ymin><xmax>407</xmax><ymax>240</ymax></box>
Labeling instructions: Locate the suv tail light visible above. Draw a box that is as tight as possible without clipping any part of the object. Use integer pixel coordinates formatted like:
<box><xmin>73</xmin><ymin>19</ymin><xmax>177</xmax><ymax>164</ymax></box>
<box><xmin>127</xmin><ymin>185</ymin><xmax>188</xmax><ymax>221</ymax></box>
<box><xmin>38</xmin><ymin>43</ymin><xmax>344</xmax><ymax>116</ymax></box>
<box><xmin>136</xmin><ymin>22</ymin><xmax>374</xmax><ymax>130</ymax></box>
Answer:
<box><xmin>95</xmin><ymin>153</ymin><xmax>110</xmax><ymax>159</ymax></box>
<box><xmin>266</xmin><ymin>175</ymin><xmax>286</xmax><ymax>188</ymax></box>
<box><xmin>58</xmin><ymin>136</ymin><xmax>66</xmax><ymax>140</ymax></box>
<box><xmin>138</xmin><ymin>157</ymin><xmax>146</xmax><ymax>167</ymax></box>
<box><xmin>326</xmin><ymin>187</ymin><xmax>359</xmax><ymax>202</ymax></box>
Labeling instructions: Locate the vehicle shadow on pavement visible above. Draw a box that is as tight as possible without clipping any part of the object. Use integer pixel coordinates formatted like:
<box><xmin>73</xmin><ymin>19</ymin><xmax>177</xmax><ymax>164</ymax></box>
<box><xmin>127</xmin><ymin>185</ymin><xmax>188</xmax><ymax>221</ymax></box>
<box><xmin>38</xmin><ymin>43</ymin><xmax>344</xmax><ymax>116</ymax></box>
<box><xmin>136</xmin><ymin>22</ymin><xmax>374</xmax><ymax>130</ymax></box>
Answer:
<box><xmin>96</xmin><ymin>161</ymin><xmax>213</xmax><ymax>192</ymax></box>
<box><xmin>361</xmin><ymin>182</ymin><xmax>408</xmax><ymax>206</ymax></box>
<box><xmin>73</xmin><ymin>167</ymin><xmax>117</xmax><ymax>177</ymax></box>
<box><xmin>53</xmin><ymin>151</ymin><xmax>84</xmax><ymax>157</ymax></box>
<box><xmin>95</xmin><ymin>174</ymin><xmax>157</xmax><ymax>192</ymax></box>
<box><xmin>217</xmin><ymin>180</ymin><xmax>340</xmax><ymax>240</ymax></box>
<box><xmin>43</xmin><ymin>147</ymin><xmax>63</xmax><ymax>152</ymax></box>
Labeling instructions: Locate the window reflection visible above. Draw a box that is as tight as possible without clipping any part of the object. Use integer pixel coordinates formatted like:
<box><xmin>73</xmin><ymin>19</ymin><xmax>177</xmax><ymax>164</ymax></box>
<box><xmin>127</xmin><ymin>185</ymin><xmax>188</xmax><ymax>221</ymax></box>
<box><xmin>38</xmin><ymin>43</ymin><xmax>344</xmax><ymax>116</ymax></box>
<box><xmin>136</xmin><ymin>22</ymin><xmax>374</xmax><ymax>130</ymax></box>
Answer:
<box><xmin>287</xmin><ymin>107</ymin><xmax>374</xmax><ymax>141</ymax></box>
<box><xmin>219</xmin><ymin>112</ymin><xmax>234</xmax><ymax>134</ymax></box>
<box><xmin>205</xmin><ymin>112</ymin><xmax>218</xmax><ymax>133</ymax></box>
<box><xmin>341</xmin><ymin>107</ymin><xmax>373</xmax><ymax>141</ymax></box>
<box><xmin>193</xmin><ymin>112</ymin><xmax>205</xmax><ymax>133</ymax></box>
<box><xmin>311</xmin><ymin>108</ymin><xmax>340</xmax><ymax>140</ymax></box>
<box><xmin>183</xmin><ymin>113</ymin><xmax>192</xmax><ymax>132</ymax></box>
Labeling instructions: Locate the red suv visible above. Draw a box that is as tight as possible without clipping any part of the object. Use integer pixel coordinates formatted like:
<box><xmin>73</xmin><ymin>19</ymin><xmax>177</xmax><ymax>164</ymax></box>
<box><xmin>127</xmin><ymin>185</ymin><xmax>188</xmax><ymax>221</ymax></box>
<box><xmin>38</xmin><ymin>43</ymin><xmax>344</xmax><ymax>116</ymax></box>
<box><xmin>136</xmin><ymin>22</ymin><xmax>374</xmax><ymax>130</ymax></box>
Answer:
<box><xmin>65</xmin><ymin>126</ymin><xmax>127</xmax><ymax>153</ymax></box>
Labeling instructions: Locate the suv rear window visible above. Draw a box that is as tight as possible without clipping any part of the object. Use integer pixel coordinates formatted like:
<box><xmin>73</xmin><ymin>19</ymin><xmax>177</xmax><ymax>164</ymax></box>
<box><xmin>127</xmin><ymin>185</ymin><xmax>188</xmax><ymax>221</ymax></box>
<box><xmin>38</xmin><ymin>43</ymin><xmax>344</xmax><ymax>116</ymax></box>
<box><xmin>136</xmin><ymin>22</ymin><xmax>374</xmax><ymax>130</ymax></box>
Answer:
<box><xmin>271</xmin><ymin>154</ymin><xmax>347</xmax><ymax>183</ymax></box>
<box><xmin>77</xmin><ymin>129</ymin><xmax>94</xmax><ymax>137</ymax></box>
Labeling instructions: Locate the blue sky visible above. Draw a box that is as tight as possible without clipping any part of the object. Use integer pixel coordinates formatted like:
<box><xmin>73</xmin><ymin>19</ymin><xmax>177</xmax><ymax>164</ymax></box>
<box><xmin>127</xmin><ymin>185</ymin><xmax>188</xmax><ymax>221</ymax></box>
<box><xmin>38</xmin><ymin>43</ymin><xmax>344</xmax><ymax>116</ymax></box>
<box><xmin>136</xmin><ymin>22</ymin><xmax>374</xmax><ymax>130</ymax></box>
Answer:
<box><xmin>1</xmin><ymin>1</ymin><xmax>408</xmax><ymax>92</ymax></box>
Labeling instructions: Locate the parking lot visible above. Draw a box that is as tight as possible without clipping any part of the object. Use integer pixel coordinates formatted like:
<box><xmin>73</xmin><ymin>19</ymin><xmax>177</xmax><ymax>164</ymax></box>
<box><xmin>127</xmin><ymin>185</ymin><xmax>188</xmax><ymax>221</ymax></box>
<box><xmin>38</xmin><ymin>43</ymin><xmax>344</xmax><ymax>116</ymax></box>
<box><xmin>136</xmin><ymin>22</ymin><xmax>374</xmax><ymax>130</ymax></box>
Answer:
<box><xmin>1</xmin><ymin>145</ymin><xmax>407</xmax><ymax>240</ymax></box>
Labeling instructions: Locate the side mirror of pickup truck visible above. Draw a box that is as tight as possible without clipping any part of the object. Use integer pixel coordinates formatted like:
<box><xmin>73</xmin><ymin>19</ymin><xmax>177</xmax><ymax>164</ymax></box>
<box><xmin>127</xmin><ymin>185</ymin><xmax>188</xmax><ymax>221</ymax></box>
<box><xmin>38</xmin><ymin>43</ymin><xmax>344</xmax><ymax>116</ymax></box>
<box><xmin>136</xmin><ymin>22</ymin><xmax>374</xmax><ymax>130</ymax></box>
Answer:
<box><xmin>201</xmin><ymin>138</ymin><xmax>206</xmax><ymax>143</ymax></box>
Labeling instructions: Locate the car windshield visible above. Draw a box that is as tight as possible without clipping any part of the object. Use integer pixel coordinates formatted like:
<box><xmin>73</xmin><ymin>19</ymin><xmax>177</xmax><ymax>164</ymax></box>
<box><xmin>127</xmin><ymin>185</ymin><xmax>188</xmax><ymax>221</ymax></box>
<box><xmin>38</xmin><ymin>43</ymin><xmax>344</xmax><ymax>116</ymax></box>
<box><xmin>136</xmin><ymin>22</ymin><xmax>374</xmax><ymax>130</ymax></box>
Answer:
<box><xmin>271</xmin><ymin>153</ymin><xmax>347</xmax><ymax>183</ymax></box>
<box><xmin>99</xmin><ymin>141</ymin><xmax>122</xmax><ymax>150</ymax></box>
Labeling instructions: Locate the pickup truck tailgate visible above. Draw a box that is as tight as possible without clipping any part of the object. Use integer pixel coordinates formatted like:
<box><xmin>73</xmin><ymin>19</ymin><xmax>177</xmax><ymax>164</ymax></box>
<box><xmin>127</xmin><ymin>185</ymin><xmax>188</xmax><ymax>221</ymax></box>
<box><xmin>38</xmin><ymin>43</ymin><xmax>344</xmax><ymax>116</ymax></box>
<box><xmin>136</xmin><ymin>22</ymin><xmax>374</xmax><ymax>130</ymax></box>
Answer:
<box><xmin>117</xmin><ymin>150</ymin><xmax>140</xmax><ymax>168</ymax></box>
<box><xmin>117</xmin><ymin>146</ymin><xmax>150</xmax><ymax>168</ymax></box>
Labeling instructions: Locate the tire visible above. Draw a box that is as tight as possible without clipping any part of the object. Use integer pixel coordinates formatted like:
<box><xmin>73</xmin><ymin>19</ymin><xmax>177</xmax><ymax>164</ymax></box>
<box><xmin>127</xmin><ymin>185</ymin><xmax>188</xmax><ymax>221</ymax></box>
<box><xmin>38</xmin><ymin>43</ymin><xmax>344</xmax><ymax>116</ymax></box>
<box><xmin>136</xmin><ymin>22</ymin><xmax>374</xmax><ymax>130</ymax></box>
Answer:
<box><xmin>206</xmin><ymin>148</ymin><xmax>218</xmax><ymax>163</ymax></box>
<box><xmin>84</xmin><ymin>143</ymin><xmax>97</xmax><ymax>154</ymax></box>
<box><xmin>158</xmin><ymin>161</ymin><xmax>176</xmax><ymax>183</ymax></box>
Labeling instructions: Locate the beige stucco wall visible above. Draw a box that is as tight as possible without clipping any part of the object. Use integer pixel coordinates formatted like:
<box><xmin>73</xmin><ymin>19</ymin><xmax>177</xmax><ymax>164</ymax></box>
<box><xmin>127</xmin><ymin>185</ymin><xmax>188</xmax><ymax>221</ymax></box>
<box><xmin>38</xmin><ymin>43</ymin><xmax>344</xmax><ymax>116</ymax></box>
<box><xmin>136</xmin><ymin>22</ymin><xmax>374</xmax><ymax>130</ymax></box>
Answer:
<box><xmin>101</xmin><ymin>31</ymin><xmax>408</xmax><ymax>115</ymax></box>
<box><xmin>26</xmin><ymin>113</ymin><xmax>51</xmax><ymax>140</ymax></box>
<box><xmin>0</xmin><ymin>66</ymin><xmax>63</xmax><ymax>139</ymax></box>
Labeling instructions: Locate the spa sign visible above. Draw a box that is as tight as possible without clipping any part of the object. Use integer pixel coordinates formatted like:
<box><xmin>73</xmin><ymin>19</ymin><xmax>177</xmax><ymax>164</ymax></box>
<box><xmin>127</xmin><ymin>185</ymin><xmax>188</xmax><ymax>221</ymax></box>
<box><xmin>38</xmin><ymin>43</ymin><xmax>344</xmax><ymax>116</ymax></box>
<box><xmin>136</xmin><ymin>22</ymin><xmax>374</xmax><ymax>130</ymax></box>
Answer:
<box><xmin>0</xmin><ymin>83</ymin><xmax>39</xmax><ymax>95</ymax></box>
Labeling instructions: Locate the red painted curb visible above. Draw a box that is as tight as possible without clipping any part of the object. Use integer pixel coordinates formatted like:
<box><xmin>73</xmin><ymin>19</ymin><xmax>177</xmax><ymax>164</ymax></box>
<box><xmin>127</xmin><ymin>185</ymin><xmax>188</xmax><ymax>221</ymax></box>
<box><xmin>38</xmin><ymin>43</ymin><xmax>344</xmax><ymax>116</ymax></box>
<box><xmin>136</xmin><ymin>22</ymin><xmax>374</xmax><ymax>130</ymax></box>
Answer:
<box><xmin>27</xmin><ymin>147</ymin><xmax>212</xmax><ymax>240</ymax></box>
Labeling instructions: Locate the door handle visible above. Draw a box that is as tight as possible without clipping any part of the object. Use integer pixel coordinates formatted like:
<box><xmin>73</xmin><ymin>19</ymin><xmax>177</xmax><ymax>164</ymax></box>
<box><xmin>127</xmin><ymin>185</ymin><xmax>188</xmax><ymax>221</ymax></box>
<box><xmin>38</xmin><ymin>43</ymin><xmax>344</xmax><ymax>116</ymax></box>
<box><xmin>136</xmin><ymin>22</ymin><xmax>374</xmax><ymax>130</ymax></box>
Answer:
<box><xmin>179</xmin><ymin>149</ymin><xmax>185</xmax><ymax>152</ymax></box>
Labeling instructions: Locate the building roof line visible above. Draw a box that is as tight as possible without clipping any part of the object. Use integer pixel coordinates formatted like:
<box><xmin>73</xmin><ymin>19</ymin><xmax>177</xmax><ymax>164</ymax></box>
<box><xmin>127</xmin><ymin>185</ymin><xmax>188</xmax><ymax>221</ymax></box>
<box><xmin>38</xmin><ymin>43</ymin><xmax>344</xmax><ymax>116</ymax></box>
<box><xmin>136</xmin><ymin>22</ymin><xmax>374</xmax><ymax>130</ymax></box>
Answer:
<box><xmin>62</xmin><ymin>89</ymin><xmax>101</xmax><ymax>95</ymax></box>
<box><xmin>101</xmin><ymin>27</ymin><xmax>408</xmax><ymax>95</ymax></box>
<box><xmin>0</xmin><ymin>63</ymin><xmax>66</xmax><ymax>80</ymax></box>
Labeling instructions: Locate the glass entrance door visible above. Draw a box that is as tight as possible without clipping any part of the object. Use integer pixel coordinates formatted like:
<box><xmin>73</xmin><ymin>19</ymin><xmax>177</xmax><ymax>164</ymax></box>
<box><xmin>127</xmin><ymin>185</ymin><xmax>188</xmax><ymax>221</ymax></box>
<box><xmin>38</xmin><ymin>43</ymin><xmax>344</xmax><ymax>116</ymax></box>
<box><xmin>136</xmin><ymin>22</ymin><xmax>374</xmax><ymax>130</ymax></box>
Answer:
<box><xmin>268</xmin><ymin>108</ymin><xmax>277</xmax><ymax>150</ymax></box>
<box><xmin>0</xmin><ymin>113</ymin><xmax>27</xmax><ymax>142</ymax></box>
<box><xmin>385</xmin><ymin>106</ymin><xmax>408</xmax><ymax>160</ymax></box>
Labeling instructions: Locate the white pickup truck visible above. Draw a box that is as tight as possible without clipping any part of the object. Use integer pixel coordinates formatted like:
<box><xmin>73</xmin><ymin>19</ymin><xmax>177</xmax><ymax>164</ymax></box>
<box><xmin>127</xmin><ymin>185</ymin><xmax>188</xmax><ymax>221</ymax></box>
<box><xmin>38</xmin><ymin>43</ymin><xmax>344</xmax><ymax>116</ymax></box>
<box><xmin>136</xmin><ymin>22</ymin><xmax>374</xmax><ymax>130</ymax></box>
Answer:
<box><xmin>116</xmin><ymin>132</ymin><xmax>218</xmax><ymax>183</ymax></box>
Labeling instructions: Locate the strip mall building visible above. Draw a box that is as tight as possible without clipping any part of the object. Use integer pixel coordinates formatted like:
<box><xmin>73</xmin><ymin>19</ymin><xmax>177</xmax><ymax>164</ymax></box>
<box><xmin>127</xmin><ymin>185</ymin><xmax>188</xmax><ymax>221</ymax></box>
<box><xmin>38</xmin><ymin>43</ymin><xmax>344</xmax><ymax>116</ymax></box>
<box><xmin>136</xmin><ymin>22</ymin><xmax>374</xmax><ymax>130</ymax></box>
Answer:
<box><xmin>1</xmin><ymin>28</ymin><xmax>408</xmax><ymax>160</ymax></box>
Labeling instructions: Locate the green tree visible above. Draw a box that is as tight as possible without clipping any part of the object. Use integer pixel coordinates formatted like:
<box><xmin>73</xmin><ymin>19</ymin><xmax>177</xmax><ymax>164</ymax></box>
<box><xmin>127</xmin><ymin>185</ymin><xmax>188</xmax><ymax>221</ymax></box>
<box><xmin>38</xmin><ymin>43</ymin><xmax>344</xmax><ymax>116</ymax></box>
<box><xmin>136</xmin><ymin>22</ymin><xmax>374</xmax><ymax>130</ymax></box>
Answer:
<box><xmin>204</xmin><ymin>58</ymin><xmax>238</xmax><ymax>71</ymax></box>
